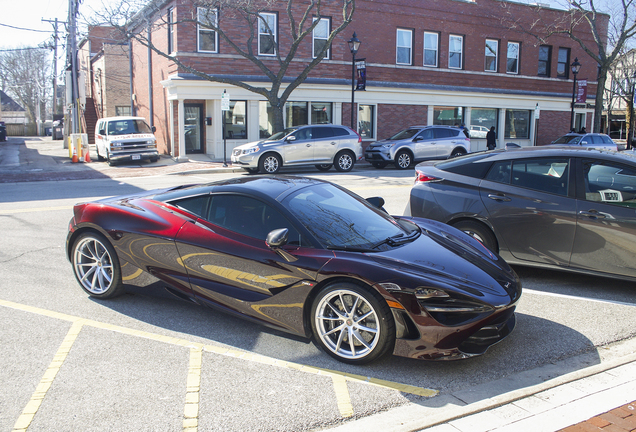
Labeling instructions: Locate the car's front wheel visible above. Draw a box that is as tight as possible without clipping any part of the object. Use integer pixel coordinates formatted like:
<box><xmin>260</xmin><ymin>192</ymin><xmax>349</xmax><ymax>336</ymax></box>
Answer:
<box><xmin>452</xmin><ymin>220</ymin><xmax>498</xmax><ymax>253</ymax></box>
<box><xmin>334</xmin><ymin>151</ymin><xmax>354</xmax><ymax>172</ymax></box>
<box><xmin>310</xmin><ymin>282</ymin><xmax>395</xmax><ymax>364</ymax></box>
<box><xmin>259</xmin><ymin>153</ymin><xmax>282</xmax><ymax>174</ymax></box>
<box><xmin>395</xmin><ymin>150</ymin><xmax>412</xmax><ymax>169</ymax></box>
<box><xmin>315</xmin><ymin>164</ymin><xmax>333</xmax><ymax>172</ymax></box>
<box><xmin>71</xmin><ymin>232</ymin><xmax>123</xmax><ymax>299</ymax></box>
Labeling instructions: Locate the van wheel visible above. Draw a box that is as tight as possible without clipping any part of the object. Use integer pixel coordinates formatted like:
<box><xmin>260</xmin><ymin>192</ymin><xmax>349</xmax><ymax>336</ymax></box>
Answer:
<box><xmin>107</xmin><ymin>153</ymin><xmax>116</xmax><ymax>166</ymax></box>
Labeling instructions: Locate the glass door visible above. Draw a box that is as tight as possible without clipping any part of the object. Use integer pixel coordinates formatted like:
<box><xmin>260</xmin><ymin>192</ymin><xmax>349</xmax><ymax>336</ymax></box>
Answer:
<box><xmin>184</xmin><ymin>104</ymin><xmax>203</xmax><ymax>154</ymax></box>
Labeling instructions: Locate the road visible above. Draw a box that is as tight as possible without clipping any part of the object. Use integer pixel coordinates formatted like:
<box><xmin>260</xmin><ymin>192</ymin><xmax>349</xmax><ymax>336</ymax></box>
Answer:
<box><xmin>1</xmin><ymin>168</ymin><xmax>636</xmax><ymax>431</ymax></box>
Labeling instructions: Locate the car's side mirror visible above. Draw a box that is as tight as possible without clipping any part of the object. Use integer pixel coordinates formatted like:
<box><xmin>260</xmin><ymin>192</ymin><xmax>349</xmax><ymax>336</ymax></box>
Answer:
<box><xmin>285</xmin><ymin>135</ymin><xmax>297</xmax><ymax>142</ymax></box>
<box><xmin>413</xmin><ymin>136</ymin><xmax>424</xmax><ymax>142</ymax></box>
<box><xmin>366</xmin><ymin>196</ymin><xmax>387</xmax><ymax>213</ymax></box>
<box><xmin>152</xmin><ymin>126</ymin><xmax>157</xmax><ymax>133</ymax></box>
<box><xmin>98</xmin><ymin>129</ymin><xmax>106</xmax><ymax>135</ymax></box>
<box><xmin>580</xmin><ymin>141</ymin><xmax>588</xmax><ymax>146</ymax></box>
<box><xmin>266</xmin><ymin>228</ymin><xmax>289</xmax><ymax>248</ymax></box>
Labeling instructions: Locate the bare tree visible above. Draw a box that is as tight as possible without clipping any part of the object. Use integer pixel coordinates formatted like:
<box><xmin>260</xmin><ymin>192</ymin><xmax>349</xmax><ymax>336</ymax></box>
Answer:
<box><xmin>500</xmin><ymin>0</ymin><xmax>636</xmax><ymax>133</ymax></box>
<box><xmin>0</xmin><ymin>47</ymin><xmax>51</xmax><ymax>128</ymax></box>
<box><xmin>89</xmin><ymin>0</ymin><xmax>355</xmax><ymax>133</ymax></box>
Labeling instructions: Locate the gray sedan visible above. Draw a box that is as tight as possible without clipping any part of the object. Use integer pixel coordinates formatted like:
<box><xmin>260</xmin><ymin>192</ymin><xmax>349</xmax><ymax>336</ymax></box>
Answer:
<box><xmin>405</xmin><ymin>146</ymin><xmax>636</xmax><ymax>281</ymax></box>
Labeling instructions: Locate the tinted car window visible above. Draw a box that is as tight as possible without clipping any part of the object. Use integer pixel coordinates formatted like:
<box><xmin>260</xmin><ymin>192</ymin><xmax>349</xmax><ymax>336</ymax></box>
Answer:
<box><xmin>173</xmin><ymin>195</ymin><xmax>209</xmax><ymax>217</ymax></box>
<box><xmin>583</xmin><ymin>160</ymin><xmax>636</xmax><ymax>207</ymax></box>
<box><xmin>416</xmin><ymin>129</ymin><xmax>434</xmax><ymax>140</ymax></box>
<box><xmin>437</xmin><ymin>153</ymin><xmax>494</xmax><ymax>178</ymax></box>
<box><xmin>553</xmin><ymin>135</ymin><xmax>581</xmax><ymax>144</ymax></box>
<box><xmin>434</xmin><ymin>128</ymin><xmax>454</xmax><ymax>139</ymax></box>
<box><xmin>390</xmin><ymin>128</ymin><xmax>420</xmax><ymax>140</ymax></box>
<box><xmin>292</xmin><ymin>128</ymin><xmax>312</xmax><ymax>140</ymax></box>
<box><xmin>602</xmin><ymin>135</ymin><xmax>614</xmax><ymax>144</ymax></box>
<box><xmin>312</xmin><ymin>127</ymin><xmax>334</xmax><ymax>139</ymax></box>
<box><xmin>331</xmin><ymin>127</ymin><xmax>351</xmax><ymax>137</ymax></box>
<box><xmin>207</xmin><ymin>194</ymin><xmax>304</xmax><ymax>244</ymax></box>
<box><xmin>510</xmin><ymin>158</ymin><xmax>569</xmax><ymax>196</ymax></box>
<box><xmin>485</xmin><ymin>161</ymin><xmax>512</xmax><ymax>183</ymax></box>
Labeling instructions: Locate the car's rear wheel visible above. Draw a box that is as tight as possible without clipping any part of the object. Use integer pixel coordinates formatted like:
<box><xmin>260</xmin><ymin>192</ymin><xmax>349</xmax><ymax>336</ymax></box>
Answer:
<box><xmin>334</xmin><ymin>151</ymin><xmax>354</xmax><ymax>172</ymax></box>
<box><xmin>452</xmin><ymin>220</ymin><xmax>498</xmax><ymax>253</ymax></box>
<box><xmin>372</xmin><ymin>162</ymin><xmax>388</xmax><ymax>169</ymax></box>
<box><xmin>244</xmin><ymin>167</ymin><xmax>259</xmax><ymax>174</ymax></box>
<box><xmin>72</xmin><ymin>232</ymin><xmax>123</xmax><ymax>299</ymax></box>
<box><xmin>395</xmin><ymin>150</ymin><xmax>412</xmax><ymax>169</ymax></box>
<box><xmin>315</xmin><ymin>164</ymin><xmax>333</xmax><ymax>171</ymax></box>
<box><xmin>259</xmin><ymin>153</ymin><xmax>282</xmax><ymax>174</ymax></box>
<box><xmin>311</xmin><ymin>282</ymin><xmax>395</xmax><ymax>364</ymax></box>
<box><xmin>449</xmin><ymin>148</ymin><xmax>467</xmax><ymax>158</ymax></box>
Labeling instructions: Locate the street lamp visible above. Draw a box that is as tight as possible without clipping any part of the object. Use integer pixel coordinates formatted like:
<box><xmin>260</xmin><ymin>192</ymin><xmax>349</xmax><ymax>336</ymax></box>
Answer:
<box><xmin>569</xmin><ymin>57</ymin><xmax>581</xmax><ymax>132</ymax></box>
<box><xmin>348</xmin><ymin>32</ymin><xmax>361</xmax><ymax>130</ymax></box>
<box><xmin>629</xmin><ymin>70</ymin><xmax>636</xmax><ymax>150</ymax></box>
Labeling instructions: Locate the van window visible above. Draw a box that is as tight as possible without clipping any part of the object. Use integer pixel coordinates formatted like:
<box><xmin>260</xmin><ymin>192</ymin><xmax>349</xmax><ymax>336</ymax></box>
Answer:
<box><xmin>107</xmin><ymin>119</ymin><xmax>153</xmax><ymax>135</ymax></box>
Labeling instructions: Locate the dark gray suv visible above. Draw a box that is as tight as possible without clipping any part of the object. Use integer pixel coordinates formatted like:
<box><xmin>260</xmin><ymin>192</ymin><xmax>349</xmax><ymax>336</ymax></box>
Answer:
<box><xmin>365</xmin><ymin>125</ymin><xmax>471</xmax><ymax>169</ymax></box>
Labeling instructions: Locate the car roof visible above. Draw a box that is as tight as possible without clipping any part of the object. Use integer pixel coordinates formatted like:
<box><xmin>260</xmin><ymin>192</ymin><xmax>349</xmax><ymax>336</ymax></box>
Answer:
<box><xmin>472</xmin><ymin>146</ymin><xmax>634</xmax><ymax>162</ymax></box>
<box><xmin>100</xmin><ymin>116</ymin><xmax>147</xmax><ymax>122</ymax></box>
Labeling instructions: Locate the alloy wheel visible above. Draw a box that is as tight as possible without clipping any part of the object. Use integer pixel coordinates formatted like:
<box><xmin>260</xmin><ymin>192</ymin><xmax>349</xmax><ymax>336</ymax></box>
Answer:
<box><xmin>73</xmin><ymin>236</ymin><xmax>114</xmax><ymax>295</ymax></box>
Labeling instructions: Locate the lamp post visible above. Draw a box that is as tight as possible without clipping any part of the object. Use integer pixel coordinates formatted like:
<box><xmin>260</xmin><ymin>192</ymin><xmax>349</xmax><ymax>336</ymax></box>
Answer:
<box><xmin>348</xmin><ymin>32</ymin><xmax>361</xmax><ymax>131</ymax></box>
<box><xmin>569</xmin><ymin>57</ymin><xmax>581</xmax><ymax>132</ymax></box>
<box><xmin>629</xmin><ymin>71</ymin><xmax>636</xmax><ymax>150</ymax></box>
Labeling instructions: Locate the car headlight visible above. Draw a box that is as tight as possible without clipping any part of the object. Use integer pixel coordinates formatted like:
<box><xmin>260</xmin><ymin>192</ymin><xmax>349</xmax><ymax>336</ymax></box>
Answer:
<box><xmin>147</xmin><ymin>140</ymin><xmax>155</xmax><ymax>145</ymax></box>
<box><xmin>243</xmin><ymin>147</ymin><xmax>259</xmax><ymax>155</ymax></box>
<box><xmin>416</xmin><ymin>288</ymin><xmax>493</xmax><ymax>325</ymax></box>
<box><xmin>382</xmin><ymin>143</ymin><xmax>395</xmax><ymax>149</ymax></box>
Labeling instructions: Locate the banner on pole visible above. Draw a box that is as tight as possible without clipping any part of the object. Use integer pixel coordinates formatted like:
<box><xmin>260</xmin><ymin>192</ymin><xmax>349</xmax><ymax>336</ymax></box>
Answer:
<box><xmin>576</xmin><ymin>80</ymin><xmax>587</xmax><ymax>104</ymax></box>
<box><xmin>356</xmin><ymin>59</ymin><xmax>366</xmax><ymax>91</ymax></box>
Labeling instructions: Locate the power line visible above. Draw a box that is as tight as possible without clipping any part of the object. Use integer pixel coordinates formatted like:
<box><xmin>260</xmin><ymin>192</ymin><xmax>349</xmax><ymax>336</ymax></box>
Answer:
<box><xmin>0</xmin><ymin>47</ymin><xmax>49</xmax><ymax>52</ymax></box>
<box><xmin>0</xmin><ymin>22</ymin><xmax>51</xmax><ymax>33</ymax></box>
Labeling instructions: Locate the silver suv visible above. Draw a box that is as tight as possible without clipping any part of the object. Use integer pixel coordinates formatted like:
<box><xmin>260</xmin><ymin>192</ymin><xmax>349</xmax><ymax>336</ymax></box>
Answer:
<box><xmin>365</xmin><ymin>125</ymin><xmax>471</xmax><ymax>169</ymax></box>
<box><xmin>231</xmin><ymin>124</ymin><xmax>362</xmax><ymax>174</ymax></box>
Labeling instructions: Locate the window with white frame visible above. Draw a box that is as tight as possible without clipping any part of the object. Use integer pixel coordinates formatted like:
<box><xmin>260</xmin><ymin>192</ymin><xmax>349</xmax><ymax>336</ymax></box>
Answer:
<box><xmin>312</xmin><ymin>17</ymin><xmax>330</xmax><ymax>59</ymax></box>
<box><xmin>358</xmin><ymin>105</ymin><xmax>375</xmax><ymax>139</ymax></box>
<box><xmin>449</xmin><ymin>35</ymin><xmax>463</xmax><ymax>69</ymax></box>
<box><xmin>485</xmin><ymin>39</ymin><xmax>498</xmax><ymax>72</ymax></box>
<box><xmin>424</xmin><ymin>32</ymin><xmax>438</xmax><ymax>67</ymax></box>
<box><xmin>259</xmin><ymin>12</ymin><xmax>277</xmax><ymax>56</ymax></box>
<box><xmin>167</xmin><ymin>7</ymin><xmax>174</xmax><ymax>54</ymax></box>
<box><xmin>396</xmin><ymin>29</ymin><xmax>413</xmax><ymax>65</ymax></box>
<box><xmin>197</xmin><ymin>7</ymin><xmax>218</xmax><ymax>53</ymax></box>
<box><xmin>507</xmin><ymin>42</ymin><xmax>519</xmax><ymax>74</ymax></box>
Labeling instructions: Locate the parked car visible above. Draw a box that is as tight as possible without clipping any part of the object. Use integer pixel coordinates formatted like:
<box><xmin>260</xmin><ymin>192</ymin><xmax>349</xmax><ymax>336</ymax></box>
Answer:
<box><xmin>231</xmin><ymin>124</ymin><xmax>362</xmax><ymax>174</ymax></box>
<box><xmin>551</xmin><ymin>132</ymin><xmax>617</xmax><ymax>151</ymax></box>
<box><xmin>364</xmin><ymin>125</ymin><xmax>471</xmax><ymax>169</ymax></box>
<box><xmin>95</xmin><ymin>116</ymin><xmax>159</xmax><ymax>166</ymax></box>
<box><xmin>67</xmin><ymin>176</ymin><xmax>520</xmax><ymax>364</ymax></box>
<box><xmin>406</xmin><ymin>146</ymin><xmax>636</xmax><ymax>281</ymax></box>
<box><xmin>469</xmin><ymin>125</ymin><xmax>489</xmax><ymax>139</ymax></box>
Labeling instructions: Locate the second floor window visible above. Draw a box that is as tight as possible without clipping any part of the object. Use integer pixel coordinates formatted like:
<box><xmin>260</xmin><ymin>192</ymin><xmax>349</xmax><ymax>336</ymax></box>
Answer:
<box><xmin>538</xmin><ymin>45</ymin><xmax>551</xmax><ymax>77</ymax></box>
<box><xmin>313</xmin><ymin>17</ymin><xmax>330</xmax><ymax>59</ymax></box>
<box><xmin>557</xmin><ymin>47</ymin><xmax>570</xmax><ymax>78</ymax></box>
<box><xmin>507</xmin><ymin>42</ymin><xmax>519</xmax><ymax>74</ymax></box>
<box><xmin>167</xmin><ymin>7</ymin><xmax>174</xmax><ymax>54</ymax></box>
<box><xmin>449</xmin><ymin>35</ymin><xmax>463</xmax><ymax>69</ymax></box>
<box><xmin>197</xmin><ymin>7</ymin><xmax>218</xmax><ymax>53</ymax></box>
<box><xmin>424</xmin><ymin>32</ymin><xmax>438</xmax><ymax>67</ymax></box>
<box><xmin>485</xmin><ymin>39</ymin><xmax>498</xmax><ymax>72</ymax></box>
<box><xmin>396</xmin><ymin>29</ymin><xmax>412</xmax><ymax>65</ymax></box>
<box><xmin>259</xmin><ymin>13</ymin><xmax>277</xmax><ymax>56</ymax></box>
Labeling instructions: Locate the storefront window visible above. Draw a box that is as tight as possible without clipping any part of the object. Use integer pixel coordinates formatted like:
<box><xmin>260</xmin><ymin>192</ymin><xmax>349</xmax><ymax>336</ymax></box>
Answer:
<box><xmin>259</xmin><ymin>101</ymin><xmax>275</xmax><ymax>138</ymax></box>
<box><xmin>434</xmin><ymin>106</ymin><xmax>463</xmax><ymax>126</ymax></box>
<box><xmin>469</xmin><ymin>108</ymin><xmax>498</xmax><ymax>139</ymax></box>
<box><xmin>358</xmin><ymin>105</ymin><xmax>375</xmax><ymax>139</ymax></box>
<box><xmin>311</xmin><ymin>102</ymin><xmax>332</xmax><ymax>124</ymax></box>
<box><xmin>223</xmin><ymin>101</ymin><xmax>247</xmax><ymax>139</ymax></box>
<box><xmin>505</xmin><ymin>109</ymin><xmax>531</xmax><ymax>139</ymax></box>
<box><xmin>286</xmin><ymin>102</ymin><xmax>308</xmax><ymax>126</ymax></box>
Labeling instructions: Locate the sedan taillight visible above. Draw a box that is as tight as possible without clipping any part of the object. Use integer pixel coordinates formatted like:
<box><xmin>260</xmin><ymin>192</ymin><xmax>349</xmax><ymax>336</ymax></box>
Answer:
<box><xmin>414</xmin><ymin>170</ymin><xmax>439</xmax><ymax>184</ymax></box>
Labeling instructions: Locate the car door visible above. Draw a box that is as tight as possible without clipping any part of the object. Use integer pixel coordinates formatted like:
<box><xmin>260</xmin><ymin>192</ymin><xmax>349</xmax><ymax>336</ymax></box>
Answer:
<box><xmin>434</xmin><ymin>128</ymin><xmax>457</xmax><ymax>158</ymax></box>
<box><xmin>570</xmin><ymin>158</ymin><xmax>636</xmax><ymax>278</ymax></box>
<box><xmin>411</xmin><ymin>128</ymin><xmax>437</xmax><ymax>160</ymax></box>
<box><xmin>173</xmin><ymin>193</ymin><xmax>333</xmax><ymax>333</ymax></box>
<box><xmin>282</xmin><ymin>127</ymin><xmax>314</xmax><ymax>164</ymax></box>
<box><xmin>311</xmin><ymin>127</ymin><xmax>337</xmax><ymax>162</ymax></box>
<box><xmin>479</xmin><ymin>157</ymin><xmax>577</xmax><ymax>266</ymax></box>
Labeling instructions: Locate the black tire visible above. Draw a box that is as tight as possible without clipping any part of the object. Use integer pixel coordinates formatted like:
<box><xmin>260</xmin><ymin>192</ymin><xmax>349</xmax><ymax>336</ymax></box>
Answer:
<box><xmin>259</xmin><ymin>153</ymin><xmax>282</xmax><ymax>174</ymax></box>
<box><xmin>395</xmin><ymin>150</ymin><xmax>412</xmax><ymax>170</ymax></box>
<box><xmin>107</xmin><ymin>152</ymin><xmax>116</xmax><ymax>166</ymax></box>
<box><xmin>310</xmin><ymin>282</ymin><xmax>395</xmax><ymax>364</ymax></box>
<box><xmin>449</xmin><ymin>148</ymin><xmax>467</xmax><ymax>159</ymax></box>
<box><xmin>372</xmin><ymin>162</ymin><xmax>388</xmax><ymax>169</ymax></box>
<box><xmin>334</xmin><ymin>151</ymin><xmax>354</xmax><ymax>172</ymax></box>
<box><xmin>244</xmin><ymin>167</ymin><xmax>259</xmax><ymax>174</ymax></box>
<box><xmin>71</xmin><ymin>232</ymin><xmax>124</xmax><ymax>299</ymax></box>
<box><xmin>315</xmin><ymin>164</ymin><xmax>333</xmax><ymax>172</ymax></box>
<box><xmin>150</xmin><ymin>157</ymin><xmax>159</xmax><ymax>163</ymax></box>
<box><xmin>452</xmin><ymin>220</ymin><xmax>498</xmax><ymax>253</ymax></box>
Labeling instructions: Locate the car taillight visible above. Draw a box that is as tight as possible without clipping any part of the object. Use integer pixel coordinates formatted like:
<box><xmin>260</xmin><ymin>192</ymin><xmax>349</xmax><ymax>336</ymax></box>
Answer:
<box><xmin>414</xmin><ymin>170</ymin><xmax>439</xmax><ymax>184</ymax></box>
<box><xmin>355</xmin><ymin>131</ymin><xmax>362</xmax><ymax>143</ymax></box>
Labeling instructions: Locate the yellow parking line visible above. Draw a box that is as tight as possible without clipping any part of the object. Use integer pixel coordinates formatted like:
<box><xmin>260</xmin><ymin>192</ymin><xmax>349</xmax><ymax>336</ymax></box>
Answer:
<box><xmin>183</xmin><ymin>347</ymin><xmax>203</xmax><ymax>432</ymax></box>
<box><xmin>0</xmin><ymin>205</ymin><xmax>72</xmax><ymax>215</ymax></box>
<box><xmin>0</xmin><ymin>299</ymin><xmax>438</xmax><ymax>408</ymax></box>
<box><xmin>332</xmin><ymin>375</ymin><xmax>354</xmax><ymax>418</ymax></box>
<box><xmin>12</xmin><ymin>320</ymin><xmax>85</xmax><ymax>432</ymax></box>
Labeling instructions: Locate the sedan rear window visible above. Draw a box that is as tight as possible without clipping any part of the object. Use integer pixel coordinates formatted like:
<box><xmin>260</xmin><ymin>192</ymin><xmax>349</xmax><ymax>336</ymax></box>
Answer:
<box><xmin>436</xmin><ymin>153</ymin><xmax>494</xmax><ymax>179</ymax></box>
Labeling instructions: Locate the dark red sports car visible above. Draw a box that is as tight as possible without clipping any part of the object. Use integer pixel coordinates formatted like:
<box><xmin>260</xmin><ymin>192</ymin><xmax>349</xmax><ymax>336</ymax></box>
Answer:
<box><xmin>66</xmin><ymin>176</ymin><xmax>520</xmax><ymax>364</ymax></box>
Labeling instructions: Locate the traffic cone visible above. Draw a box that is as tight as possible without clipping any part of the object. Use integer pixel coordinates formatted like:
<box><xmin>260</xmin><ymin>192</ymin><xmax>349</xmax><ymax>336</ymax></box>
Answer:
<box><xmin>84</xmin><ymin>146</ymin><xmax>91</xmax><ymax>163</ymax></box>
<box><xmin>71</xmin><ymin>145</ymin><xmax>79</xmax><ymax>163</ymax></box>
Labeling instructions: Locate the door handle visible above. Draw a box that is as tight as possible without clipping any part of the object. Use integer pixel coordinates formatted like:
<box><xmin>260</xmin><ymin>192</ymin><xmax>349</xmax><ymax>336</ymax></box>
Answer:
<box><xmin>579</xmin><ymin>210</ymin><xmax>606</xmax><ymax>219</ymax></box>
<box><xmin>487</xmin><ymin>194</ymin><xmax>511</xmax><ymax>202</ymax></box>
<box><xmin>306</xmin><ymin>143</ymin><xmax>312</xmax><ymax>147</ymax></box>
<box><xmin>331</xmin><ymin>142</ymin><xmax>336</xmax><ymax>145</ymax></box>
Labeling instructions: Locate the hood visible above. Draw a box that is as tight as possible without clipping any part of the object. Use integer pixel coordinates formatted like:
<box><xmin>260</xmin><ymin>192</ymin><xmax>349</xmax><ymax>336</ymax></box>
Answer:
<box><xmin>368</xmin><ymin>139</ymin><xmax>395</xmax><ymax>147</ymax></box>
<box><xmin>234</xmin><ymin>140</ymin><xmax>266</xmax><ymax>150</ymax></box>
<box><xmin>369</xmin><ymin>219</ymin><xmax>520</xmax><ymax>305</ymax></box>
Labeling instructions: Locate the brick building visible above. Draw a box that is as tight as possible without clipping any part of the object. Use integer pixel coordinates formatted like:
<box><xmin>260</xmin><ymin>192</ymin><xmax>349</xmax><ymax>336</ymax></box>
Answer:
<box><xmin>127</xmin><ymin>0</ymin><xmax>607</xmax><ymax>159</ymax></box>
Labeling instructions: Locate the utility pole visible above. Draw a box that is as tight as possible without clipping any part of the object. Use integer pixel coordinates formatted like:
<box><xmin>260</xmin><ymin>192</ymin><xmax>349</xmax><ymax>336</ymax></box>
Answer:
<box><xmin>42</xmin><ymin>18</ymin><xmax>62</xmax><ymax>116</ymax></box>
<box><xmin>67</xmin><ymin>0</ymin><xmax>79</xmax><ymax>134</ymax></box>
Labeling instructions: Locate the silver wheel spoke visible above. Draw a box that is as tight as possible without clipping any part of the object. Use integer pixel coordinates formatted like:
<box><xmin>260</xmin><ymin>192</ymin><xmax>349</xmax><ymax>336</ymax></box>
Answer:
<box><xmin>352</xmin><ymin>330</ymin><xmax>371</xmax><ymax>350</ymax></box>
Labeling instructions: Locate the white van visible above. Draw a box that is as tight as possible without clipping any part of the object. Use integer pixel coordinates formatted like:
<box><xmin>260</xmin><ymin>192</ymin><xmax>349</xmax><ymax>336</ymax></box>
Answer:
<box><xmin>95</xmin><ymin>116</ymin><xmax>159</xmax><ymax>165</ymax></box>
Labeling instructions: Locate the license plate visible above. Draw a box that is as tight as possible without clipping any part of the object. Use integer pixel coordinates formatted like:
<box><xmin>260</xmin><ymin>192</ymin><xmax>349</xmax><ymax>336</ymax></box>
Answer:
<box><xmin>132</xmin><ymin>155</ymin><xmax>141</xmax><ymax>160</ymax></box>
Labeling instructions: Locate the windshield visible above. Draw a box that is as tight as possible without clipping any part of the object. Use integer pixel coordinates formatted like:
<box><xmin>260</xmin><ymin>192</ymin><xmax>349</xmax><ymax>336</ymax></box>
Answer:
<box><xmin>553</xmin><ymin>135</ymin><xmax>581</xmax><ymax>144</ymax></box>
<box><xmin>266</xmin><ymin>127</ymin><xmax>297</xmax><ymax>141</ymax></box>
<box><xmin>389</xmin><ymin>128</ymin><xmax>421</xmax><ymax>140</ymax></box>
<box><xmin>283</xmin><ymin>183</ymin><xmax>418</xmax><ymax>250</ymax></box>
<box><xmin>107</xmin><ymin>119</ymin><xmax>153</xmax><ymax>135</ymax></box>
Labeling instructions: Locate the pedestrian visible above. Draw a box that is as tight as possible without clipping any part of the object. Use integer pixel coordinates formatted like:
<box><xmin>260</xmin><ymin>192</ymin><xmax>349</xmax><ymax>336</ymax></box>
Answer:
<box><xmin>579</xmin><ymin>126</ymin><xmax>586</xmax><ymax>134</ymax></box>
<box><xmin>486</xmin><ymin>126</ymin><xmax>496</xmax><ymax>150</ymax></box>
